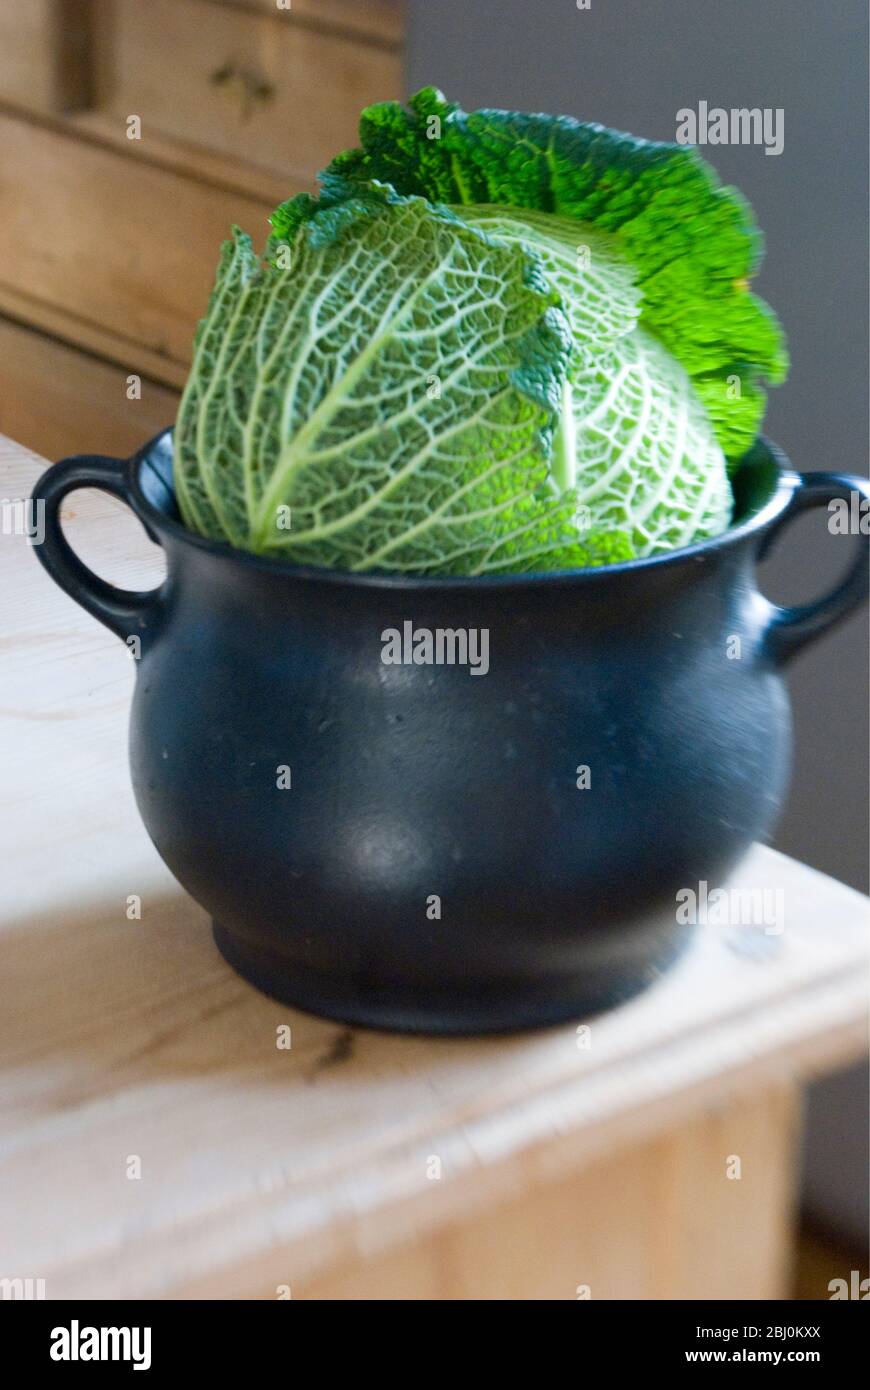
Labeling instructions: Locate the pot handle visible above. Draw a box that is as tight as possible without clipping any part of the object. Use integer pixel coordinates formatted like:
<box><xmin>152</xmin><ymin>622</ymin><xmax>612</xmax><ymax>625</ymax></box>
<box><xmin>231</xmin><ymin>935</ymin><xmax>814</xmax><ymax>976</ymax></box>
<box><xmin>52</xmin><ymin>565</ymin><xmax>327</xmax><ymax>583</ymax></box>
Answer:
<box><xmin>29</xmin><ymin>453</ymin><xmax>165</xmax><ymax>644</ymax></box>
<box><xmin>760</xmin><ymin>470</ymin><xmax>869</xmax><ymax>664</ymax></box>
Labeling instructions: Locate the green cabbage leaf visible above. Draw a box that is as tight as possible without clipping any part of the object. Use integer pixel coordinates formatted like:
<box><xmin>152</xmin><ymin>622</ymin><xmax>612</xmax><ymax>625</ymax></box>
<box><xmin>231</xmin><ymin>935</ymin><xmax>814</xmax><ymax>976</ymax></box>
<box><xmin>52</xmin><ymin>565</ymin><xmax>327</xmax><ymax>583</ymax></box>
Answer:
<box><xmin>175</xmin><ymin>186</ymin><xmax>630</xmax><ymax>572</ymax></box>
<box><xmin>176</xmin><ymin>90</ymin><xmax>787</xmax><ymax>572</ymax></box>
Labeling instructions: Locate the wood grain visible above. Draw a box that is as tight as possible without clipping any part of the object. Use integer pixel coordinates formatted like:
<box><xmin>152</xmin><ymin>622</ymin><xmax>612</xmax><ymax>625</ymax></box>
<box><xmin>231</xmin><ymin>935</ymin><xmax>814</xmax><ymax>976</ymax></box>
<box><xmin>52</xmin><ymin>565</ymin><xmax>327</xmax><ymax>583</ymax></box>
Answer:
<box><xmin>296</xmin><ymin>1084</ymin><xmax>799</xmax><ymax>1300</ymax></box>
<box><xmin>0</xmin><ymin>0</ymin><xmax>93</xmax><ymax>113</ymax></box>
<box><xmin>68</xmin><ymin>109</ymin><xmax>311</xmax><ymax>208</ymax></box>
<box><xmin>1</xmin><ymin>434</ymin><xmax>867</xmax><ymax>1299</ymax></box>
<box><xmin>0</xmin><ymin>282</ymin><xmax>191</xmax><ymax>391</ymax></box>
<box><xmin>97</xmin><ymin>0</ymin><xmax>401</xmax><ymax>180</ymax></box>
<box><xmin>0</xmin><ymin>315</ymin><xmax>177</xmax><ymax>461</ymax></box>
<box><xmin>0</xmin><ymin>108</ymin><xmax>274</xmax><ymax>370</ymax></box>
<box><xmin>207</xmin><ymin>0</ymin><xmax>407</xmax><ymax>47</ymax></box>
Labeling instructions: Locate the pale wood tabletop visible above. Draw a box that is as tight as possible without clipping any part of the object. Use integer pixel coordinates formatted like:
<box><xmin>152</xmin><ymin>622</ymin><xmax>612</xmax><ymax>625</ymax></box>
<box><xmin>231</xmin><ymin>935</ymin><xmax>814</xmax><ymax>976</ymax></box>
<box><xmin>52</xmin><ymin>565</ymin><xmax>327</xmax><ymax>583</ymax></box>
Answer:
<box><xmin>1</xmin><ymin>433</ymin><xmax>867</xmax><ymax>1299</ymax></box>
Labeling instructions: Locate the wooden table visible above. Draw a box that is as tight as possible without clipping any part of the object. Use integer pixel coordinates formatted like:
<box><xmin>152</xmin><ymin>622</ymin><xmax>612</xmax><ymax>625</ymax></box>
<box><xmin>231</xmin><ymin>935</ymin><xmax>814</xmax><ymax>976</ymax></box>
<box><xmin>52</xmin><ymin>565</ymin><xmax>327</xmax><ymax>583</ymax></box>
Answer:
<box><xmin>1</xmin><ymin>433</ymin><xmax>867</xmax><ymax>1301</ymax></box>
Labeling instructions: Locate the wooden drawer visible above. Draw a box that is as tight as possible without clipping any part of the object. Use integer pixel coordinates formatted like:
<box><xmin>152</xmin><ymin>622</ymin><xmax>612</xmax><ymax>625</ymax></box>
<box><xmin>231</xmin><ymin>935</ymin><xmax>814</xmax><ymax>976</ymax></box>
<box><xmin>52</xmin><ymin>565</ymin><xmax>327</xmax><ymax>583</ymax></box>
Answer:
<box><xmin>95</xmin><ymin>0</ymin><xmax>402</xmax><ymax>181</ymax></box>
<box><xmin>0</xmin><ymin>0</ymin><xmax>91</xmax><ymax>113</ymax></box>
<box><xmin>0</xmin><ymin>316</ymin><xmax>177</xmax><ymax>462</ymax></box>
<box><xmin>209</xmin><ymin>0</ymin><xmax>405</xmax><ymax>45</ymax></box>
<box><xmin>0</xmin><ymin>109</ymin><xmax>274</xmax><ymax>377</ymax></box>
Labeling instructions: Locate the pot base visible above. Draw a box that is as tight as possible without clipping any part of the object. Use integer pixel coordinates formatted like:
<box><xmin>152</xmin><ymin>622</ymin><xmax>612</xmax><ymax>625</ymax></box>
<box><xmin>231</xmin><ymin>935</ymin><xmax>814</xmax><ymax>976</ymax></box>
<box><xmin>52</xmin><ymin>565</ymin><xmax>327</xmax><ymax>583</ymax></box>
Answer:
<box><xmin>212</xmin><ymin>921</ymin><xmax>693</xmax><ymax>1037</ymax></box>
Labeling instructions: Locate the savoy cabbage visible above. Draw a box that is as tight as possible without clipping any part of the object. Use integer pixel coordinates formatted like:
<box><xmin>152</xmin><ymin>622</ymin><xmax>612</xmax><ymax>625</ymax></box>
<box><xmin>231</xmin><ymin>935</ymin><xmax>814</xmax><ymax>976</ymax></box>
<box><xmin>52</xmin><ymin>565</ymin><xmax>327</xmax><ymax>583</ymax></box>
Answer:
<box><xmin>175</xmin><ymin>89</ymin><xmax>787</xmax><ymax>573</ymax></box>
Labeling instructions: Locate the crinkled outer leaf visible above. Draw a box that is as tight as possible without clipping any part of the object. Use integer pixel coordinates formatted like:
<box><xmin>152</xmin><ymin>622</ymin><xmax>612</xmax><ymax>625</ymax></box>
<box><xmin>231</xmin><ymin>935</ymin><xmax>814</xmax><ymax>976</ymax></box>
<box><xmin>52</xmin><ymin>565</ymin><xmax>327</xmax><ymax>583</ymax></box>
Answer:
<box><xmin>175</xmin><ymin>189</ymin><xmax>632</xmax><ymax>573</ymax></box>
<box><xmin>274</xmin><ymin>182</ymin><xmax>733</xmax><ymax>557</ymax></box>
<box><xmin>272</xmin><ymin>87</ymin><xmax>787</xmax><ymax>463</ymax></box>
<box><xmin>454</xmin><ymin>207</ymin><xmax>733</xmax><ymax>553</ymax></box>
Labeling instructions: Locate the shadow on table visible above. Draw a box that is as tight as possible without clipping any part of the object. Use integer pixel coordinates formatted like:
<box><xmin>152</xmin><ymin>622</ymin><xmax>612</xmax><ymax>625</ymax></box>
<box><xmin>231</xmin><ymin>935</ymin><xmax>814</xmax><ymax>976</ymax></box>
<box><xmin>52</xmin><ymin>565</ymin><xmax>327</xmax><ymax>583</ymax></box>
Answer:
<box><xmin>0</xmin><ymin>893</ymin><xmax>532</xmax><ymax>1112</ymax></box>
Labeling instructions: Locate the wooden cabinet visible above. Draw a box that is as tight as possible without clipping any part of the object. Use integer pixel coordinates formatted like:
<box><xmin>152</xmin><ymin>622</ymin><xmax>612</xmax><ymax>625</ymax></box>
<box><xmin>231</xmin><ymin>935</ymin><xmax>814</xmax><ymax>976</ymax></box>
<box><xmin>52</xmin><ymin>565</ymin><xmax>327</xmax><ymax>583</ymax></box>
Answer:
<box><xmin>0</xmin><ymin>0</ymin><xmax>92</xmax><ymax>113</ymax></box>
<box><xmin>99</xmin><ymin>0</ymin><xmax>401</xmax><ymax>182</ymax></box>
<box><xmin>0</xmin><ymin>0</ymin><xmax>405</xmax><ymax>460</ymax></box>
<box><xmin>0</xmin><ymin>111</ymin><xmax>274</xmax><ymax>373</ymax></box>
<box><xmin>0</xmin><ymin>318</ymin><xmax>178</xmax><ymax>463</ymax></box>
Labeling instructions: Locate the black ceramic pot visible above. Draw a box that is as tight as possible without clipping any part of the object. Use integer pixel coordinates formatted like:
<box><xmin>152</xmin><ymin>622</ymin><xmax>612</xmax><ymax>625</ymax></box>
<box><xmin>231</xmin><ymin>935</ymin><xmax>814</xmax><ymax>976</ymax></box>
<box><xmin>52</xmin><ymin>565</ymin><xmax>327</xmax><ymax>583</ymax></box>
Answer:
<box><xmin>31</xmin><ymin>431</ymin><xmax>869</xmax><ymax>1033</ymax></box>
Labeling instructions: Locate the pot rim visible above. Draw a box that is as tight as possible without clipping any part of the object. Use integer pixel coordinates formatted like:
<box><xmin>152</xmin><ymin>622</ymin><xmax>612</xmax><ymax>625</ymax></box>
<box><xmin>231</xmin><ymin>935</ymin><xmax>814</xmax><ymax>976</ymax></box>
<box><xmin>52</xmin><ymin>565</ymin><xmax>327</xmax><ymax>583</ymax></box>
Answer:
<box><xmin>130</xmin><ymin>428</ymin><xmax>796</xmax><ymax>591</ymax></box>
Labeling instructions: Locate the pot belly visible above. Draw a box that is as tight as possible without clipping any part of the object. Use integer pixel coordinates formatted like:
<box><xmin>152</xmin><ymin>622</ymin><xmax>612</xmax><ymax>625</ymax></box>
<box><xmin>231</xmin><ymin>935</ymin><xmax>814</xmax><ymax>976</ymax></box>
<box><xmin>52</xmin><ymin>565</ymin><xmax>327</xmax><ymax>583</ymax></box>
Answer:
<box><xmin>128</xmin><ymin>640</ymin><xmax>791</xmax><ymax>1033</ymax></box>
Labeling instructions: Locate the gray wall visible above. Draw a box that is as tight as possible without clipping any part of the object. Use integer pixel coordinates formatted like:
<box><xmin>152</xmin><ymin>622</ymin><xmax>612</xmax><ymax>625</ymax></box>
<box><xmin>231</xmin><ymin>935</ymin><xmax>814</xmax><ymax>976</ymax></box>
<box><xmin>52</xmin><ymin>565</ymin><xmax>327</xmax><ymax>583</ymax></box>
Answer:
<box><xmin>408</xmin><ymin>0</ymin><xmax>868</xmax><ymax>1247</ymax></box>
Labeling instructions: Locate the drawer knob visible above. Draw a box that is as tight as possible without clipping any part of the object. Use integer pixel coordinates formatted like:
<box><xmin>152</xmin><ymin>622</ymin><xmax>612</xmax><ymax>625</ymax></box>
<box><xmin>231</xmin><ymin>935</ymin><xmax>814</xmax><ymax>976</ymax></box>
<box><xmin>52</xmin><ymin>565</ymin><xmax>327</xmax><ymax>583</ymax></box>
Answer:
<box><xmin>209</xmin><ymin>62</ymin><xmax>275</xmax><ymax>121</ymax></box>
